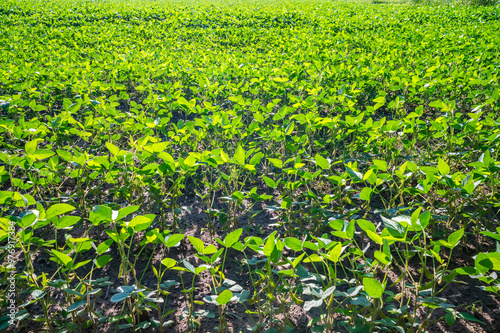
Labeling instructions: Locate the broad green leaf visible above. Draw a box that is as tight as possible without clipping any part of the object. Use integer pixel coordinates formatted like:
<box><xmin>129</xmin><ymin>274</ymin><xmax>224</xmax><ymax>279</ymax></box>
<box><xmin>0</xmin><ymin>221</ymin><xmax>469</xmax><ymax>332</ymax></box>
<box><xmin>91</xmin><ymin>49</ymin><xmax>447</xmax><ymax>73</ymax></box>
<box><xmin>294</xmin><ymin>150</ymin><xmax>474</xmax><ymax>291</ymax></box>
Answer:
<box><xmin>357</xmin><ymin>219</ymin><xmax>376</xmax><ymax>233</ymax></box>
<box><xmin>94</xmin><ymin>255</ymin><xmax>112</xmax><ymax>268</ymax></box>
<box><xmin>188</xmin><ymin>236</ymin><xmax>205</xmax><ymax>253</ymax></box>
<box><xmin>263</xmin><ymin>232</ymin><xmax>276</xmax><ymax>258</ymax></box>
<box><xmin>19</xmin><ymin>210</ymin><xmax>39</xmax><ymax>228</ymax></box>
<box><xmin>30</xmin><ymin>149</ymin><xmax>54</xmax><ymax>160</ymax></box>
<box><xmin>67</xmin><ymin>299</ymin><xmax>86</xmax><ymax>312</ymax></box>
<box><xmin>224</xmin><ymin>229</ymin><xmax>242</xmax><ymax>248</ymax></box>
<box><xmin>438</xmin><ymin>159</ymin><xmax>450</xmax><ymax>176</ymax></box>
<box><xmin>411</xmin><ymin>207</ymin><xmax>422</xmax><ymax>229</ymax></box>
<box><xmin>456</xmin><ymin>312</ymin><xmax>485</xmax><ymax>324</ymax></box>
<box><xmin>127</xmin><ymin>215</ymin><xmax>153</xmax><ymax>231</ymax></box>
<box><xmin>116</xmin><ymin>206</ymin><xmax>139</xmax><ymax>221</ymax></box>
<box><xmin>32</xmin><ymin>290</ymin><xmax>46</xmax><ymax>299</ymax></box>
<box><xmin>56</xmin><ymin>216</ymin><xmax>81</xmax><ymax>229</ymax></box>
<box><xmin>304</xmin><ymin>299</ymin><xmax>322</xmax><ymax>311</ymax></box>
<box><xmin>359</xmin><ymin>187</ymin><xmax>372</xmax><ymax>201</ymax></box>
<box><xmin>327</xmin><ymin>242</ymin><xmax>342</xmax><ymax>263</ymax></box>
<box><xmin>315</xmin><ymin>154</ymin><xmax>330</xmax><ymax>170</ymax></box>
<box><xmin>363</xmin><ymin>278</ymin><xmax>384</xmax><ymax>298</ymax></box>
<box><xmin>184</xmin><ymin>155</ymin><xmax>197</xmax><ymax>167</ymax></box>
<box><xmin>166</xmin><ymin>234</ymin><xmax>184</xmax><ymax>247</ymax></box>
<box><xmin>366</xmin><ymin>230</ymin><xmax>383</xmax><ymax>245</ymax></box>
<box><xmin>216</xmin><ymin>289</ymin><xmax>233</xmax><ymax>305</ymax></box>
<box><xmin>476</xmin><ymin>252</ymin><xmax>500</xmax><ymax>272</ymax></box>
<box><xmin>285</xmin><ymin>237</ymin><xmax>303</xmax><ymax>251</ymax></box>
<box><xmin>419</xmin><ymin>211</ymin><xmax>431</xmax><ymax>229</ymax></box>
<box><xmin>89</xmin><ymin>205</ymin><xmax>112</xmax><ymax>225</ymax></box>
<box><xmin>234</xmin><ymin>145</ymin><xmax>245</xmax><ymax>165</ymax></box>
<box><xmin>249</xmin><ymin>152</ymin><xmax>264</xmax><ymax>165</ymax></box>
<box><xmin>161</xmin><ymin>258</ymin><xmax>177</xmax><ymax>269</ymax></box>
<box><xmin>373</xmin><ymin>159</ymin><xmax>388</xmax><ymax>171</ymax></box>
<box><xmin>381</xmin><ymin>216</ymin><xmax>406</xmax><ymax>239</ymax></box>
<box><xmin>25</xmin><ymin>140</ymin><xmax>38</xmax><ymax>154</ymax></box>
<box><xmin>268</xmin><ymin>158</ymin><xmax>283</xmax><ymax>169</ymax></box>
<box><xmin>447</xmin><ymin>229</ymin><xmax>464</xmax><ymax>248</ymax></box>
<box><xmin>51</xmin><ymin>250</ymin><xmax>72</xmax><ymax>267</ymax></box>
<box><xmin>106</xmin><ymin>142</ymin><xmax>120</xmax><ymax>156</ymax></box>
<box><xmin>45</xmin><ymin>204</ymin><xmax>75</xmax><ymax>220</ymax></box>
<box><xmin>96</xmin><ymin>239</ymin><xmax>114</xmax><ymax>255</ymax></box>
<box><xmin>263</xmin><ymin>176</ymin><xmax>276</xmax><ymax>188</ymax></box>
<box><xmin>374</xmin><ymin>251</ymin><xmax>391</xmax><ymax>265</ymax></box>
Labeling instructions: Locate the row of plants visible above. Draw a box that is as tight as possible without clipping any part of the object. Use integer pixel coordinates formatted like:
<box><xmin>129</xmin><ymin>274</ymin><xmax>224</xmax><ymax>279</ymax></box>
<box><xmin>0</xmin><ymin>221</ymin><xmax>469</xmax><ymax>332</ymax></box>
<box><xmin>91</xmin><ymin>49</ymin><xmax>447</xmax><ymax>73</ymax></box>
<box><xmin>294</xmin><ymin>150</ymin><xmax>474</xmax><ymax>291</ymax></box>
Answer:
<box><xmin>0</xmin><ymin>0</ymin><xmax>499</xmax><ymax>331</ymax></box>
<box><xmin>2</xmin><ymin>196</ymin><xmax>499</xmax><ymax>332</ymax></box>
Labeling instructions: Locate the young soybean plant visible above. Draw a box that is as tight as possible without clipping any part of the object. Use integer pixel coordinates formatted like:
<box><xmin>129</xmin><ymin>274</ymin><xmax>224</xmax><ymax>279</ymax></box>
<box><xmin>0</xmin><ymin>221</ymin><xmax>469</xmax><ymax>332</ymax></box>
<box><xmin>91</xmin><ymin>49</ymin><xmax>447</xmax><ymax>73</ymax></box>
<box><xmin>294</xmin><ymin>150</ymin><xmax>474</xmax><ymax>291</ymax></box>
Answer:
<box><xmin>91</xmin><ymin>204</ymin><xmax>157</xmax><ymax>331</ymax></box>
<box><xmin>144</xmin><ymin>230</ymin><xmax>184</xmax><ymax>331</ymax></box>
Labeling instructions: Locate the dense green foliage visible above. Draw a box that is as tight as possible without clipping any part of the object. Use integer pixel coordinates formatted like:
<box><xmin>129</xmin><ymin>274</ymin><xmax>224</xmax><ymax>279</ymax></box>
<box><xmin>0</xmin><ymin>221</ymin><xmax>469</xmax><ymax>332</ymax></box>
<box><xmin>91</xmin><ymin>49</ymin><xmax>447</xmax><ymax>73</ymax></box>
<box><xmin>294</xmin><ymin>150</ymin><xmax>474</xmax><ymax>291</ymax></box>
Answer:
<box><xmin>1</xmin><ymin>0</ymin><xmax>500</xmax><ymax>332</ymax></box>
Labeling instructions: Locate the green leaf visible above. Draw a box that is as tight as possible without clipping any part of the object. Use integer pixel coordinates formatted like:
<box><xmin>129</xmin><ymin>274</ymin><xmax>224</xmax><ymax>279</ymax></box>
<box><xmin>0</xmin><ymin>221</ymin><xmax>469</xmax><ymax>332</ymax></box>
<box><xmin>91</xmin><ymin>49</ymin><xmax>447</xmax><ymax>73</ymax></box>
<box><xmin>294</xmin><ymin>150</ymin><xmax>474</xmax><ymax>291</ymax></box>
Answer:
<box><xmin>96</xmin><ymin>239</ymin><xmax>113</xmax><ymax>255</ymax></box>
<box><xmin>149</xmin><ymin>142</ymin><xmax>169</xmax><ymax>153</ymax></box>
<box><xmin>363</xmin><ymin>278</ymin><xmax>384</xmax><ymax>298</ymax></box>
<box><xmin>263</xmin><ymin>232</ymin><xmax>276</xmax><ymax>258</ymax></box>
<box><xmin>25</xmin><ymin>140</ymin><xmax>38</xmax><ymax>154</ymax></box>
<box><xmin>51</xmin><ymin>250</ymin><xmax>72</xmax><ymax>267</ymax></box>
<box><xmin>183</xmin><ymin>155</ymin><xmax>196</xmax><ymax>167</ymax></box>
<box><xmin>116</xmin><ymin>206</ymin><xmax>139</xmax><ymax>221</ymax></box>
<box><xmin>281</xmin><ymin>197</ymin><xmax>292</xmax><ymax>209</ymax></box>
<box><xmin>94</xmin><ymin>255</ymin><xmax>112</xmax><ymax>268</ymax></box>
<box><xmin>111</xmin><ymin>292</ymin><xmax>131</xmax><ymax>303</ymax></box>
<box><xmin>411</xmin><ymin>207</ymin><xmax>422</xmax><ymax>229</ymax></box>
<box><xmin>31</xmin><ymin>289</ymin><xmax>46</xmax><ymax>299</ymax></box>
<box><xmin>357</xmin><ymin>219</ymin><xmax>376</xmax><ymax>233</ymax></box>
<box><xmin>249</xmin><ymin>152</ymin><xmax>264</xmax><ymax>165</ymax></box>
<box><xmin>419</xmin><ymin>211</ymin><xmax>431</xmax><ymax>229</ymax></box>
<box><xmin>477</xmin><ymin>252</ymin><xmax>500</xmax><ymax>272</ymax></box>
<box><xmin>454</xmin><ymin>266</ymin><xmax>477</xmax><ymax>275</ymax></box>
<box><xmin>351</xmin><ymin>296</ymin><xmax>371</xmax><ymax>307</ymax></box>
<box><xmin>127</xmin><ymin>215</ymin><xmax>153</xmax><ymax>231</ymax></box>
<box><xmin>374</xmin><ymin>251</ymin><xmax>391</xmax><ymax>265</ymax></box>
<box><xmin>480</xmin><ymin>230</ymin><xmax>500</xmax><ymax>241</ymax></box>
<box><xmin>268</xmin><ymin>158</ymin><xmax>283</xmax><ymax>168</ymax></box>
<box><xmin>474</xmin><ymin>252</ymin><xmax>496</xmax><ymax>273</ymax></box>
<box><xmin>234</xmin><ymin>145</ymin><xmax>245</xmax><ymax>165</ymax></box>
<box><xmin>366</xmin><ymin>230</ymin><xmax>383</xmax><ymax>245</ymax></box>
<box><xmin>373</xmin><ymin>159</ymin><xmax>388</xmax><ymax>171</ymax></box>
<box><xmin>315</xmin><ymin>154</ymin><xmax>330</xmax><ymax>170</ymax></box>
<box><xmin>429</xmin><ymin>100</ymin><xmax>444</xmax><ymax>108</ymax></box>
<box><xmin>359</xmin><ymin>187</ymin><xmax>373</xmax><ymax>201</ymax></box>
<box><xmin>263</xmin><ymin>176</ymin><xmax>277</xmax><ymax>188</ymax></box>
<box><xmin>447</xmin><ymin>229</ymin><xmax>464</xmax><ymax>248</ymax></box>
<box><xmin>327</xmin><ymin>242</ymin><xmax>342</xmax><ymax>263</ymax></box>
<box><xmin>285</xmin><ymin>237</ymin><xmax>303</xmax><ymax>251</ymax></box>
<box><xmin>161</xmin><ymin>258</ymin><xmax>177</xmax><ymax>269</ymax></box>
<box><xmin>381</xmin><ymin>216</ymin><xmax>406</xmax><ymax>239</ymax></box>
<box><xmin>304</xmin><ymin>299</ymin><xmax>322</xmax><ymax>311</ymax></box>
<box><xmin>224</xmin><ymin>229</ymin><xmax>242</xmax><ymax>248</ymax></box>
<box><xmin>216</xmin><ymin>289</ymin><xmax>233</xmax><ymax>305</ymax></box>
<box><xmin>67</xmin><ymin>299</ymin><xmax>86</xmax><ymax>312</ymax></box>
<box><xmin>183</xmin><ymin>260</ymin><xmax>196</xmax><ymax>273</ymax></box>
<box><xmin>106</xmin><ymin>142</ymin><xmax>120</xmax><ymax>156</ymax></box>
<box><xmin>166</xmin><ymin>234</ymin><xmax>184</xmax><ymax>247</ymax></box>
<box><xmin>18</xmin><ymin>210</ymin><xmax>39</xmax><ymax>228</ymax></box>
<box><xmin>188</xmin><ymin>236</ymin><xmax>205</xmax><ymax>253</ymax></box>
<box><xmin>89</xmin><ymin>205</ymin><xmax>112</xmax><ymax>225</ymax></box>
<box><xmin>45</xmin><ymin>204</ymin><xmax>75</xmax><ymax>220</ymax></box>
<box><xmin>445</xmin><ymin>313</ymin><xmax>456</xmax><ymax>326</ymax></box>
<box><xmin>57</xmin><ymin>149</ymin><xmax>73</xmax><ymax>161</ymax></box>
<box><xmin>56</xmin><ymin>216</ymin><xmax>81</xmax><ymax>229</ymax></box>
<box><xmin>456</xmin><ymin>312</ymin><xmax>485</xmax><ymax>324</ymax></box>
<box><xmin>438</xmin><ymin>159</ymin><xmax>450</xmax><ymax>176</ymax></box>
<box><xmin>30</xmin><ymin>149</ymin><xmax>54</xmax><ymax>160</ymax></box>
